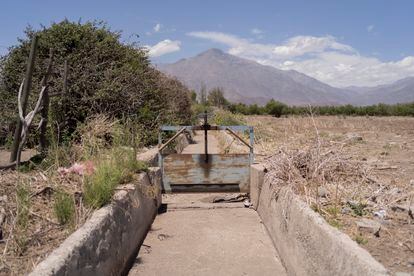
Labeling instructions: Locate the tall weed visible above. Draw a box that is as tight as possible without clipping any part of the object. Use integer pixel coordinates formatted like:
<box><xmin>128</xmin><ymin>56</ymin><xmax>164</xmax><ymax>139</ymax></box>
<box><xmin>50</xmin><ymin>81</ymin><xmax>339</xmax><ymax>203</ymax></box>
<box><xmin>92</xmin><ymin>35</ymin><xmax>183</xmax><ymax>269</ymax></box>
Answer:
<box><xmin>54</xmin><ymin>191</ymin><xmax>75</xmax><ymax>225</ymax></box>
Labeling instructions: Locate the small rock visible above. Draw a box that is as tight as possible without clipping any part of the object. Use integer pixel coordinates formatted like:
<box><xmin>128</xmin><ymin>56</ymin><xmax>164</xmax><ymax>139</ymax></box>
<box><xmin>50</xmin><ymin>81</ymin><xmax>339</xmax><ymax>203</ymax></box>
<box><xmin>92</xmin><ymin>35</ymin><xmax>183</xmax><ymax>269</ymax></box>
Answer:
<box><xmin>356</xmin><ymin>218</ymin><xmax>381</xmax><ymax>237</ymax></box>
<box><xmin>408</xmin><ymin>258</ymin><xmax>414</xmax><ymax>266</ymax></box>
<box><xmin>0</xmin><ymin>195</ymin><xmax>7</xmax><ymax>203</ymax></box>
<box><xmin>243</xmin><ymin>199</ymin><xmax>251</xmax><ymax>208</ymax></box>
<box><xmin>347</xmin><ymin>200</ymin><xmax>358</xmax><ymax>207</ymax></box>
<box><xmin>341</xmin><ymin>207</ymin><xmax>352</xmax><ymax>214</ymax></box>
<box><xmin>346</xmin><ymin>133</ymin><xmax>363</xmax><ymax>142</ymax></box>
<box><xmin>389</xmin><ymin>187</ymin><xmax>402</xmax><ymax>195</ymax></box>
<box><xmin>318</xmin><ymin>187</ymin><xmax>328</xmax><ymax>198</ymax></box>
<box><xmin>373</xmin><ymin>209</ymin><xmax>387</xmax><ymax>219</ymax></box>
<box><xmin>157</xmin><ymin>234</ymin><xmax>171</xmax><ymax>241</ymax></box>
<box><xmin>410</xmin><ymin>179</ymin><xmax>414</xmax><ymax>186</ymax></box>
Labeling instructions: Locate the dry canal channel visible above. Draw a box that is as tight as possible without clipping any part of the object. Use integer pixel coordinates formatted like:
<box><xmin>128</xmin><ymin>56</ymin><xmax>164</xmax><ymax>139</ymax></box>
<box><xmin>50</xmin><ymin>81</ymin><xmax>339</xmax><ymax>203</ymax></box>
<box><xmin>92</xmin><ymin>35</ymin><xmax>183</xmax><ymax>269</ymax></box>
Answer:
<box><xmin>128</xmin><ymin>132</ymin><xmax>287</xmax><ymax>275</ymax></box>
<box><xmin>29</xmin><ymin>130</ymin><xmax>389</xmax><ymax>275</ymax></box>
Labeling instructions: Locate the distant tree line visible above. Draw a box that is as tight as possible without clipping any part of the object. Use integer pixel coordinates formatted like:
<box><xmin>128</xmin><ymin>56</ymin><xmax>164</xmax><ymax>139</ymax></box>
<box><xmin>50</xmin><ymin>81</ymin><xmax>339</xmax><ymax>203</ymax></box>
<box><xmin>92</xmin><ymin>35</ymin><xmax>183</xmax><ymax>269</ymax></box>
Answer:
<box><xmin>192</xmin><ymin>87</ymin><xmax>414</xmax><ymax>117</ymax></box>
<box><xmin>229</xmin><ymin>101</ymin><xmax>414</xmax><ymax>117</ymax></box>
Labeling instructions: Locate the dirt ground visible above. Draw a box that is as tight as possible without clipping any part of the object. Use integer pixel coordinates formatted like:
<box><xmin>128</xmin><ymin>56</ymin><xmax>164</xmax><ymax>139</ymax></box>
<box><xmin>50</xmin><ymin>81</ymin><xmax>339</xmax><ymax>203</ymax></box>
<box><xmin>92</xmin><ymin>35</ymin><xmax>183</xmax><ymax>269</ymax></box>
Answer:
<box><xmin>246</xmin><ymin>115</ymin><xmax>414</xmax><ymax>273</ymax></box>
<box><xmin>0</xmin><ymin>149</ymin><xmax>92</xmax><ymax>275</ymax></box>
<box><xmin>0</xmin><ymin>149</ymin><xmax>37</xmax><ymax>167</ymax></box>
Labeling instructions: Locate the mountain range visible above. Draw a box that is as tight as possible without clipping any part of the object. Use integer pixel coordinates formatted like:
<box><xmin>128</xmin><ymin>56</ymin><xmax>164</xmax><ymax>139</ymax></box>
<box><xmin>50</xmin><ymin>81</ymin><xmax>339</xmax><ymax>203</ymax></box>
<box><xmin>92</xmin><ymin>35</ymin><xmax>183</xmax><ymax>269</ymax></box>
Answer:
<box><xmin>158</xmin><ymin>48</ymin><xmax>414</xmax><ymax>106</ymax></box>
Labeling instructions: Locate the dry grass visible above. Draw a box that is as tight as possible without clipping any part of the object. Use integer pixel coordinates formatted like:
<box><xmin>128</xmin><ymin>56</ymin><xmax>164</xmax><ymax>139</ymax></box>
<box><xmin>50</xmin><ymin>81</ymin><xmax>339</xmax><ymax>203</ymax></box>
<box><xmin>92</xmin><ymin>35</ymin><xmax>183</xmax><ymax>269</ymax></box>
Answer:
<box><xmin>263</xmin><ymin>140</ymin><xmax>372</xmax><ymax>209</ymax></box>
<box><xmin>0</xmin><ymin>114</ymin><xmax>147</xmax><ymax>274</ymax></box>
<box><xmin>0</xmin><ymin>170</ymin><xmax>92</xmax><ymax>274</ymax></box>
<box><xmin>247</xmin><ymin>115</ymin><xmax>414</xmax><ymax>273</ymax></box>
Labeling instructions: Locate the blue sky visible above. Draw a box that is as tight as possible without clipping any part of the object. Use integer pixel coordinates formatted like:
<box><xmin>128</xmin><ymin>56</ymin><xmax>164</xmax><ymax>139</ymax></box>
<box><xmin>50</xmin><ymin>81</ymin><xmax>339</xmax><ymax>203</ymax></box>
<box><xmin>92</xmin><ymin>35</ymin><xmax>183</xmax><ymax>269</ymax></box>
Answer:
<box><xmin>1</xmin><ymin>0</ymin><xmax>414</xmax><ymax>87</ymax></box>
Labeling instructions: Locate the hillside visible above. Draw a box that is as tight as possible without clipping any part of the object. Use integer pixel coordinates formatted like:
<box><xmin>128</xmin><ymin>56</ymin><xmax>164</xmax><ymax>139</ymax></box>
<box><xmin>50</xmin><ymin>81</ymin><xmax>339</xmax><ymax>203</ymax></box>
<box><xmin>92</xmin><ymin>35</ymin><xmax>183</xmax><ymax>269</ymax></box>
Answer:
<box><xmin>158</xmin><ymin>49</ymin><xmax>356</xmax><ymax>105</ymax></box>
<box><xmin>346</xmin><ymin>77</ymin><xmax>414</xmax><ymax>105</ymax></box>
<box><xmin>159</xmin><ymin>48</ymin><xmax>414</xmax><ymax>106</ymax></box>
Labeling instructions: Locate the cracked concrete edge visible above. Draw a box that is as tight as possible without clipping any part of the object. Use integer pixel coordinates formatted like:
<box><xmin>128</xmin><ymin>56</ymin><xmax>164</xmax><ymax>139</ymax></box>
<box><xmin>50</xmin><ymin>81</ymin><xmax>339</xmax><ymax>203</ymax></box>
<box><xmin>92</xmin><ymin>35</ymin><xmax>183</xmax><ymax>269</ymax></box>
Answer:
<box><xmin>250</xmin><ymin>164</ymin><xmax>389</xmax><ymax>276</ymax></box>
<box><xmin>29</xmin><ymin>169</ymin><xmax>162</xmax><ymax>276</ymax></box>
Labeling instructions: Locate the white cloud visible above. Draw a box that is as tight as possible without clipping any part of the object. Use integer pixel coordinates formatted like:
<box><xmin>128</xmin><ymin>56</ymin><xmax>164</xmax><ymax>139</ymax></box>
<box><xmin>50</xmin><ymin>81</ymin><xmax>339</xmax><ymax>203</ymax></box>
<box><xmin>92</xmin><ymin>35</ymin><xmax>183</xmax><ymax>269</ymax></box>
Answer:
<box><xmin>272</xmin><ymin>35</ymin><xmax>355</xmax><ymax>58</ymax></box>
<box><xmin>367</xmin><ymin>25</ymin><xmax>375</xmax><ymax>32</ymax></box>
<box><xmin>146</xmin><ymin>39</ymin><xmax>181</xmax><ymax>57</ymax></box>
<box><xmin>187</xmin><ymin>31</ymin><xmax>414</xmax><ymax>87</ymax></box>
<box><xmin>187</xmin><ymin>31</ymin><xmax>274</xmax><ymax>60</ymax></box>
<box><xmin>153</xmin><ymin>23</ymin><xmax>162</xmax><ymax>33</ymax></box>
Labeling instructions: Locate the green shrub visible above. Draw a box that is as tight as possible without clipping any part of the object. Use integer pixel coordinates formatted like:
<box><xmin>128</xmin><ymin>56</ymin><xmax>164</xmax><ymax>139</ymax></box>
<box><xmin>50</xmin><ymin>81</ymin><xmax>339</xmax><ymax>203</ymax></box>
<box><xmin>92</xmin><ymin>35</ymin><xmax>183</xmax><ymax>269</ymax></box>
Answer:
<box><xmin>84</xmin><ymin>160</ymin><xmax>122</xmax><ymax>208</ymax></box>
<box><xmin>265</xmin><ymin>99</ymin><xmax>287</xmax><ymax>118</ymax></box>
<box><xmin>325</xmin><ymin>206</ymin><xmax>340</xmax><ymax>218</ymax></box>
<box><xmin>328</xmin><ymin>219</ymin><xmax>343</xmax><ymax>229</ymax></box>
<box><xmin>54</xmin><ymin>192</ymin><xmax>75</xmax><ymax>225</ymax></box>
<box><xmin>0</xmin><ymin>20</ymin><xmax>192</xmax><ymax>147</ymax></box>
<box><xmin>112</xmin><ymin>147</ymin><xmax>148</xmax><ymax>183</ymax></box>
<box><xmin>83</xmin><ymin>147</ymin><xmax>148</xmax><ymax>208</ymax></box>
<box><xmin>355</xmin><ymin>234</ymin><xmax>368</xmax><ymax>245</ymax></box>
<box><xmin>348</xmin><ymin>201</ymin><xmax>367</xmax><ymax>216</ymax></box>
<box><xmin>15</xmin><ymin>181</ymin><xmax>30</xmax><ymax>254</ymax></box>
<box><xmin>16</xmin><ymin>182</ymin><xmax>30</xmax><ymax>229</ymax></box>
<box><xmin>228</xmin><ymin>100</ymin><xmax>414</xmax><ymax>117</ymax></box>
<box><xmin>207</xmin><ymin>87</ymin><xmax>229</xmax><ymax>108</ymax></box>
<box><xmin>212</xmin><ymin>110</ymin><xmax>244</xmax><ymax>126</ymax></box>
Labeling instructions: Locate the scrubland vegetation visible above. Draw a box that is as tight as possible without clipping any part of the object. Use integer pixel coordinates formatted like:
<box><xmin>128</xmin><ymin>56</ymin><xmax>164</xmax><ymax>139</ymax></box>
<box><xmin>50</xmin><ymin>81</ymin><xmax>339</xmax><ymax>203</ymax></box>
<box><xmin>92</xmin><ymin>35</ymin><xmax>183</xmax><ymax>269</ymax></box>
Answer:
<box><xmin>0</xmin><ymin>20</ymin><xmax>192</xmax><ymax>148</ymax></box>
<box><xmin>247</xmin><ymin>115</ymin><xmax>414</xmax><ymax>273</ymax></box>
<box><xmin>0</xmin><ymin>19</ymin><xmax>413</xmax><ymax>275</ymax></box>
<box><xmin>0</xmin><ymin>20</ymin><xmax>192</xmax><ymax>274</ymax></box>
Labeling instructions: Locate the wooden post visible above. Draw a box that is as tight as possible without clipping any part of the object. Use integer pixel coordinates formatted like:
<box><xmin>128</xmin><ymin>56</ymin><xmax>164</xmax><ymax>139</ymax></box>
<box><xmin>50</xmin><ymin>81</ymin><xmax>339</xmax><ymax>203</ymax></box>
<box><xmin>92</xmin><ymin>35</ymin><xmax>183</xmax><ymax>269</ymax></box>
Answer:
<box><xmin>10</xmin><ymin>35</ymin><xmax>38</xmax><ymax>162</ymax></box>
<box><xmin>39</xmin><ymin>49</ymin><xmax>54</xmax><ymax>154</ymax></box>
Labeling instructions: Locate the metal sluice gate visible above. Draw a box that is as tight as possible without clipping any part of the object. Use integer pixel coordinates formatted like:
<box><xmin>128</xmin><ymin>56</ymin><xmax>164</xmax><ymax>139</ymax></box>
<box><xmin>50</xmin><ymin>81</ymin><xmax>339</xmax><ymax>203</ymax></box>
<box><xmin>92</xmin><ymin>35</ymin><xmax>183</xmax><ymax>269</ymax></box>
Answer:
<box><xmin>158</xmin><ymin>112</ymin><xmax>254</xmax><ymax>193</ymax></box>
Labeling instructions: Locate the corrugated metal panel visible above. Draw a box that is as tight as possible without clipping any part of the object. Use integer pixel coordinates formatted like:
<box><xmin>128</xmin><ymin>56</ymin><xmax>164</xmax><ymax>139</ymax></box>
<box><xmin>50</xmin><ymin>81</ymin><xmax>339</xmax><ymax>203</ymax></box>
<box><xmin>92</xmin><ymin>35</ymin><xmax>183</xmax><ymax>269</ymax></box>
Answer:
<box><xmin>163</xmin><ymin>154</ymin><xmax>250</xmax><ymax>192</ymax></box>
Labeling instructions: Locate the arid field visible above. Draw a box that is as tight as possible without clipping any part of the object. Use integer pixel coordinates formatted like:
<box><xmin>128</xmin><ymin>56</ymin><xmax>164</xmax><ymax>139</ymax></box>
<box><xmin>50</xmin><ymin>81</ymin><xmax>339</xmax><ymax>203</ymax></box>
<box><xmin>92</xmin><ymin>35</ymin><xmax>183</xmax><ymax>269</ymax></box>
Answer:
<box><xmin>246</xmin><ymin>115</ymin><xmax>414</xmax><ymax>273</ymax></box>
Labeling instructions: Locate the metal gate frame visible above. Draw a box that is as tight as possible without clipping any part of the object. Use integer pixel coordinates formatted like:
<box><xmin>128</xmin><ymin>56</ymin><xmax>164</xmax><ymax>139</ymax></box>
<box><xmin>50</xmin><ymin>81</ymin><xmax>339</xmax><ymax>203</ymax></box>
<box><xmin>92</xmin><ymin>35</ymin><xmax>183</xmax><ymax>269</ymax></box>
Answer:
<box><xmin>158</xmin><ymin>124</ymin><xmax>254</xmax><ymax>193</ymax></box>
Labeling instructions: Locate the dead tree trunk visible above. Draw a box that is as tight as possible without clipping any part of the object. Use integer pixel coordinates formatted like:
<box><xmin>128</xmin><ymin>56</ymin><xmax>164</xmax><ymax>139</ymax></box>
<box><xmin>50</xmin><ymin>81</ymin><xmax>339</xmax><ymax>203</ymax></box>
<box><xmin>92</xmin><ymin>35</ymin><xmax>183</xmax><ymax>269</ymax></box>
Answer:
<box><xmin>16</xmin><ymin>84</ymin><xmax>47</xmax><ymax>166</ymax></box>
<box><xmin>10</xmin><ymin>35</ymin><xmax>38</xmax><ymax>163</ymax></box>
<box><xmin>39</xmin><ymin>49</ymin><xmax>54</xmax><ymax>154</ymax></box>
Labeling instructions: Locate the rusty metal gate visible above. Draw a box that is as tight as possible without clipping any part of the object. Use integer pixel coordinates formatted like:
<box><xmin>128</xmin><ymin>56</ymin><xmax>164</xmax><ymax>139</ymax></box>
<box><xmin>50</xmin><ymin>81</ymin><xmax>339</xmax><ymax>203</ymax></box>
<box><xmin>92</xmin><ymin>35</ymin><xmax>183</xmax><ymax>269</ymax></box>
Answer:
<box><xmin>158</xmin><ymin>114</ymin><xmax>254</xmax><ymax>193</ymax></box>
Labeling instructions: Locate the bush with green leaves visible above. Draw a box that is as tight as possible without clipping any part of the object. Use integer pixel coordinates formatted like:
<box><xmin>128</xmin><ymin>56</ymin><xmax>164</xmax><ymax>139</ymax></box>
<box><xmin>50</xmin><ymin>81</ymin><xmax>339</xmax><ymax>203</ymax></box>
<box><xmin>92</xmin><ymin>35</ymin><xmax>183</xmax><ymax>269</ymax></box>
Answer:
<box><xmin>0</xmin><ymin>20</ymin><xmax>192</xmax><ymax>147</ymax></box>
<box><xmin>265</xmin><ymin>99</ymin><xmax>287</xmax><ymax>118</ymax></box>
<box><xmin>207</xmin><ymin>87</ymin><xmax>229</xmax><ymax>108</ymax></box>
<box><xmin>212</xmin><ymin>109</ymin><xmax>244</xmax><ymax>126</ymax></box>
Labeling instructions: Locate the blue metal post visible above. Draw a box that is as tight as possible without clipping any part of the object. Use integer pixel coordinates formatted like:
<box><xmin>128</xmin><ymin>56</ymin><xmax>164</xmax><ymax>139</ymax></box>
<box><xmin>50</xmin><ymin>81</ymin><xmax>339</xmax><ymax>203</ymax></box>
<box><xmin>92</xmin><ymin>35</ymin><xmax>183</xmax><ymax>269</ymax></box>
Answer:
<box><xmin>249</xmin><ymin>127</ymin><xmax>254</xmax><ymax>164</ymax></box>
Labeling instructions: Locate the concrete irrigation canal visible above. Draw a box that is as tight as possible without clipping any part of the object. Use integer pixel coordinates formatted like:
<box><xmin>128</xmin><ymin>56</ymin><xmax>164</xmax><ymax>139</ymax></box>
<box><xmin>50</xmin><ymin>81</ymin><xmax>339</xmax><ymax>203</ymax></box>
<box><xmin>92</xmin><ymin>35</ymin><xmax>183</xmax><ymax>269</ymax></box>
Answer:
<box><xmin>128</xmin><ymin>131</ymin><xmax>286</xmax><ymax>275</ymax></box>
<box><xmin>128</xmin><ymin>194</ymin><xmax>286</xmax><ymax>275</ymax></box>
<box><xmin>30</xmin><ymin>125</ymin><xmax>389</xmax><ymax>276</ymax></box>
